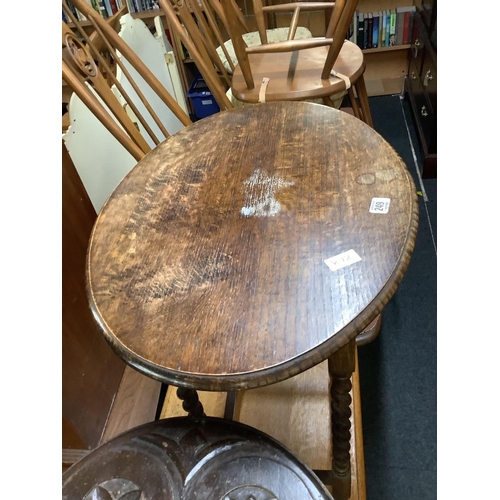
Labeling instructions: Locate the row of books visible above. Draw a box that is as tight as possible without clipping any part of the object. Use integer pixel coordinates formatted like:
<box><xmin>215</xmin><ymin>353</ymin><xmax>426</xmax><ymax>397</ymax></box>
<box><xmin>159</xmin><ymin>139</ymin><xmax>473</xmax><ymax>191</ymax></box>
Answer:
<box><xmin>125</xmin><ymin>0</ymin><xmax>160</xmax><ymax>13</ymax></box>
<box><xmin>347</xmin><ymin>5</ymin><xmax>416</xmax><ymax>50</ymax></box>
<box><xmin>63</xmin><ymin>0</ymin><xmax>125</xmax><ymax>21</ymax></box>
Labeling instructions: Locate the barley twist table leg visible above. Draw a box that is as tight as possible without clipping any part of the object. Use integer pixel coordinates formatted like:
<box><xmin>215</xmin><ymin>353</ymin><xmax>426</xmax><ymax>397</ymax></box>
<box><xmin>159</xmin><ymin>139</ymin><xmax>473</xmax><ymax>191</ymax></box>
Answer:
<box><xmin>328</xmin><ymin>338</ymin><xmax>356</xmax><ymax>500</ymax></box>
<box><xmin>176</xmin><ymin>387</ymin><xmax>205</xmax><ymax>417</ymax></box>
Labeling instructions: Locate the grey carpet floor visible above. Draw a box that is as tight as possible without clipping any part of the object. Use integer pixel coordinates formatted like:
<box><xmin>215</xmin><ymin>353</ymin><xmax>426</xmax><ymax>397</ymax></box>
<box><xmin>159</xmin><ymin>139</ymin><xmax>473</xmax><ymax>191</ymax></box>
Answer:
<box><xmin>356</xmin><ymin>94</ymin><xmax>437</xmax><ymax>500</ymax></box>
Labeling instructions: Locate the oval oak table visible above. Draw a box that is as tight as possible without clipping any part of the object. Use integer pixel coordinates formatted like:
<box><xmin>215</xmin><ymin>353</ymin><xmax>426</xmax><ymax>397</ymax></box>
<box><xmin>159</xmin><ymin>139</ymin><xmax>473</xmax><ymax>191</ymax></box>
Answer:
<box><xmin>62</xmin><ymin>416</ymin><xmax>334</xmax><ymax>500</ymax></box>
<box><xmin>86</xmin><ymin>101</ymin><xmax>419</xmax><ymax>499</ymax></box>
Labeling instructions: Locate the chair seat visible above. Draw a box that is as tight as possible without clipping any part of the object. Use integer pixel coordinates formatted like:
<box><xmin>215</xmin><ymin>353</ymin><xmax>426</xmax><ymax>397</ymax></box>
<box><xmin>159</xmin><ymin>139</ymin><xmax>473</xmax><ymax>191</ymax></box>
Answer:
<box><xmin>231</xmin><ymin>40</ymin><xmax>365</xmax><ymax>103</ymax></box>
<box><xmin>216</xmin><ymin>26</ymin><xmax>313</xmax><ymax>73</ymax></box>
<box><xmin>226</xmin><ymin>87</ymin><xmax>347</xmax><ymax>109</ymax></box>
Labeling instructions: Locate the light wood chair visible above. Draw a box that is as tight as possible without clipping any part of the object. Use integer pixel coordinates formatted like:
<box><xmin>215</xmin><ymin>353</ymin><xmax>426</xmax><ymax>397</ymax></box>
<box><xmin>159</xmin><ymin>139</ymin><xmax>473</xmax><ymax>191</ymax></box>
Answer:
<box><xmin>158</xmin><ymin>0</ymin><xmax>240</xmax><ymax>109</ymax></box>
<box><xmin>159</xmin><ymin>0</ymin><xmax>346</xmax><ymax>110</ymax></box>
<box><xmin>205</xmin><ymin>0</ymin><xmax>314</xmax><ymax>76</ymax></box>
<box><xmin>217</xmin><ymin>0</ymin><xmax>374</xmax><ymax>126</ymax></box>
<box><xmin>62</xmin><ymin>0</ymin><xmax>234</xmax><ymax>163</ymax></box>
<box><xmin>62</xmin><ymin>4</ymin><xmax>127</xmax><ymax>126</ymax></box>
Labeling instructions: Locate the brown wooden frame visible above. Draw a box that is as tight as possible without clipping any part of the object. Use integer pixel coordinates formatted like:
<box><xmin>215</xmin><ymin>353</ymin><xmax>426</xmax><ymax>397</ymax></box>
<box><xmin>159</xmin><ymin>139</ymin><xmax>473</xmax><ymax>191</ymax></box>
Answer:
<box><xmin>62</xmin><ymin>0</ymin><xmax>193</xmax><ymax>161</ymax></box>
<box><xmin>156</xmin><ymin>0</ymin><xmax>234</xmax><ymax>110</ymax></box>
<box><xmin>211</xmin><ymin>0</ymin><xmax>373</xmax><ymax>125</ymax></box>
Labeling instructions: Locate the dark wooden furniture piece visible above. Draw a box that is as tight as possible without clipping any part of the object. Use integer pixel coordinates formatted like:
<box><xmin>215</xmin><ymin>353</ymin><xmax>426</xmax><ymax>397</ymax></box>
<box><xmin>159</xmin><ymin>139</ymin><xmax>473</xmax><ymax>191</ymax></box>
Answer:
<box><xmin>404</xmin><ymin>0</ymin><xmax>436</xmax><ymax>178</ymax></box>
<box><xmin>63</xmin><ymin>141</ymin><xmax>163</xmax><ymax>471</ymax></box>
<box><xmin>62</xmin><ymin>416</ymin><xmax>333</xmax><ymax>499</ymax></box>
<box><xmin>63</xmin><ymin>141</ymin><xmax>126</xmax><ymax>454</ymax></box>
<box><xmin>86</xmin><ymin>101</ymin><xmax>418</xmax><ymax>499</ymax></box>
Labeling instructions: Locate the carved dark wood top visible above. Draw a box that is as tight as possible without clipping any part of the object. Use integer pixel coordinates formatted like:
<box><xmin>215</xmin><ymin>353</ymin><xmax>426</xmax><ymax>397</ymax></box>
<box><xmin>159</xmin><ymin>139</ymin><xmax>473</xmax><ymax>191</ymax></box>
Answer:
<box><xmin>62</xmin><ymin>416</ymin><xmax>333</xmax><ymax>499</ymax></box>
<box><xmin>87</xmin><ymin>102</ymin><xmax>418</xmax><ymax>391</ymax></box>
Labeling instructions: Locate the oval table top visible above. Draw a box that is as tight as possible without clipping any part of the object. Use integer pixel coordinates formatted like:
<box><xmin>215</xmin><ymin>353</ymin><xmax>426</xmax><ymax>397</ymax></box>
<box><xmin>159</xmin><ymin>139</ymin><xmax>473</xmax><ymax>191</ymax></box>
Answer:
<box><xmin>87</xmin><ymin>101</ymin><xmax>418</xmax><ymax>391</ymax></box>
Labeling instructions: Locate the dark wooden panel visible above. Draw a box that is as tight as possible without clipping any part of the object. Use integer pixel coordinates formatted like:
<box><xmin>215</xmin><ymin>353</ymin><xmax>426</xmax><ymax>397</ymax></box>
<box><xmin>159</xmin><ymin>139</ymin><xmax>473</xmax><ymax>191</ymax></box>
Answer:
<box><xmin>405</xmin><ymin>10</ymin><xmax>437</xmax><ymax>179</ymax></box>
<box><xmin>63</xmin><ymin>417</ymin><xmax>333</xmax><ymax>499</ymax></box>
<box><xmin>62</xmin><ymin>141</ymin><xmax>126</xmax><ymax>449</ymax></box>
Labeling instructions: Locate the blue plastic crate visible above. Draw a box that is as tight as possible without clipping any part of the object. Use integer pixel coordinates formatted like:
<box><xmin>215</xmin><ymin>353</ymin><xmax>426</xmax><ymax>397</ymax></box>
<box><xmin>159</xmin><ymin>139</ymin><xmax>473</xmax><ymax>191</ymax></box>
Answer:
<box><xmin>187</xmin><ymin>74</ymin><xmax>220</xmax><ymax>119</ymax></box>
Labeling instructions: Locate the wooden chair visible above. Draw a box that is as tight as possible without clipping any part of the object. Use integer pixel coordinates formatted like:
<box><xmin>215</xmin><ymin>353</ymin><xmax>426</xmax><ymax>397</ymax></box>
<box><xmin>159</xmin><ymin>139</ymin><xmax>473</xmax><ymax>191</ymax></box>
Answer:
<box><xmin>62</xmin><ymin>0</ymin><xmax>234</xmax><ymax>164</ymax></box>
<box><xmin>62</xmin><ymin>4</ymin><xmax>127</xmax><ymax>131</ymax></box>
<box><xmin>217</xmin><ymin>0</ymin><xmax>373</xmax><ymax>126</ymax></box>
<box><xmin>204</xmin><ymin>0</ymin><xmax>314</xmax><ymax>76</ymax></box>
<box><xmin>158</xmin><ymin>0</ymin><xmax>239</xmax><ymax>109</ymax></box>
<box><xmin>159</xmin><ymin>0</ymin><xmax>346</xmax><ymax>109</ymax></box>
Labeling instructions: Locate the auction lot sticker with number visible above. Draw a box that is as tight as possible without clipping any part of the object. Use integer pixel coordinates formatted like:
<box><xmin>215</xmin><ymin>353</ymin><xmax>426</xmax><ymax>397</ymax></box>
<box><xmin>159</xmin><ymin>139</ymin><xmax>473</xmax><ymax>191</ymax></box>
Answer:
<box><xmin>324</xmin><ymin>249</ymin><xmax>362</xmax><ymax>272</ymax></box>
<box><xmin>369</xmin><ymin>198</ymin><xmax>391</xmax><ymax>214</ymax></box>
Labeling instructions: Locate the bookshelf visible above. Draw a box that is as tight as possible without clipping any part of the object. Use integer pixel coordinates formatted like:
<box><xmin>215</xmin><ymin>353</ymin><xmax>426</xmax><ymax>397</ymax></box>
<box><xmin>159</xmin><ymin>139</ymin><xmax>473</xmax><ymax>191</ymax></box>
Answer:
<box><xmin>353</xmin><ymin>0</ymin><xmax>421</xmax><ymax>96</ymax></box>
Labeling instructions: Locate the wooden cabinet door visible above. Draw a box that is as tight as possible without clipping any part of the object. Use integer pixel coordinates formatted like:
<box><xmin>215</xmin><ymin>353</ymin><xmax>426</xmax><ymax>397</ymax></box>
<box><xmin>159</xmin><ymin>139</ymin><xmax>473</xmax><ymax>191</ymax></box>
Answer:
<box><xmin>62</xmin><ymin>141</ymin><xmax>126</xmax><ymax>450</ymax></box>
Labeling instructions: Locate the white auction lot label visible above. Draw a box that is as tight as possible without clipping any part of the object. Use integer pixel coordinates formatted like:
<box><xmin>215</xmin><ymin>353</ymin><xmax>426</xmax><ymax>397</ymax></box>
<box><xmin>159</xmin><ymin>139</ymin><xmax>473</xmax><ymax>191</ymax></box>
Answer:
<box><xmin>369</xmin><ymin>197</ymin><xmax>391</xmax><ymax>214</ymax></box>
<box><xmin>324</xmin><ymin>249</ymin><xmax>362</xmax><ymax>272</ymax></box>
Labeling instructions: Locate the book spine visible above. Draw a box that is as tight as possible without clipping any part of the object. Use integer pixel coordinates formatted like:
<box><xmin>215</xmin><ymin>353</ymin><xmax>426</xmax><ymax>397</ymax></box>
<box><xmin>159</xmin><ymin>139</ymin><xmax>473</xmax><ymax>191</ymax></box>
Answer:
<box><xmin>367</xmin><ymin>13</ymin><xmax>373</xmax><ymax>49</ymax></box>
<box><xmin>108</xmin><ymin>0</ymin><xmax>118</xmax><ymax>14</ymax></box>
<box><xmin>66</xmin><ymin>1</ymin><xmax>80</xmax><ymax>20</ymax></box>
<box><xmin>389</xmin><ymin>10</ymin><xmax>396</xmax><ymax>46</ymax></box>
<box><xmin>104</xmin><ymin>0</ymin><xmax>113</xmax><ymax>16</ymax></box>
<box><xmin>352</xmin><ymin>12</ymin><xmax>357</xmax><ymax>45</ymax></box>
<box><xmin>98</xmin><ymin>0</ymin><xmax>108</xmax><ymax>16</ymax></box>
<box><xmin>396</xmin><ymin>11</ymin><xmax>404</xmax><ymax>45</ymax></box>
<box><xmin>381</xmin><ymin>10</ymin><xmax>386</xmax><ymax>46</ymax></box>
<box><xmin>363</xmin><ymin>14</ymin><xmax>369</xmax><ymax>49</ymax></box>
<box><xmin>408</xmin><ymin>10</ymin><xmax>416</xmax><ymax>43</ymax></box>
<box><xmin>378</xmin><ymin>11</ymin><xmax>383</xmax><ymax>47</ymax></box>
<box><xmin>386</xmin><ymin>11</ymin><xmax>391</xmax><ymax>46</ymax></box>
<box><xmin>358</xmin><ymin>13</ymin><xmax>364</xmax><ymax>49</ymax></box>
<box><xmin>90</xmin><ymin>0</ymin><xmax>103</xmax><ymax>16</ymax></box>
<box><xmin>402</xmin><ymin>11</ymin><xmax>411</xmax><ymax>44</ymax></box>
<box><xmin>372</xmin><ymin>13</ymin><xmax>379</xmax><ymax>48</ymax></box>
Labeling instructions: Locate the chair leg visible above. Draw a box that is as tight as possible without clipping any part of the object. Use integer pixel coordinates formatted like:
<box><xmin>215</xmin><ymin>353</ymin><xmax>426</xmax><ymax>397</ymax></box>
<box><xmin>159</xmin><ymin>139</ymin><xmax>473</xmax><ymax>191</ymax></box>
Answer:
<box><xmin>354</xmin><ymin>75</ymin><xmax>374</xmax><ymax>128</ymax></box>
<box><xmin>347</xmin><ymin>87</ymin><xmax>361</xmax><ymax>120</ymax></box>
<box><xmin>322</xmin><ymin>95</ymin><xmax>336</xmax><ymax>107</ymax></box>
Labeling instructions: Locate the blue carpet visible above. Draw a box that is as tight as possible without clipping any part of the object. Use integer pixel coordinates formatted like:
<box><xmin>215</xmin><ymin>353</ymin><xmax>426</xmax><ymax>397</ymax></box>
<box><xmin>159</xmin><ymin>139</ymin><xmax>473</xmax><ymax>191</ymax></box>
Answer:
<box><xmin>356</xmin><ymin>95</ymin><xmax>437</xmax><ymax>500</ymax></box>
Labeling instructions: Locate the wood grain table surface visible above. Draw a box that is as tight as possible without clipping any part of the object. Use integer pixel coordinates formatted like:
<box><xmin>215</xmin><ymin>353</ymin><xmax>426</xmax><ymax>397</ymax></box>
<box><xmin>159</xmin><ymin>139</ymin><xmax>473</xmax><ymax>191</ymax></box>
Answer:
<box><xmin>86</xmin><ymin>101</ymin><xmax>418</xmax><ymax>392</ymax></box>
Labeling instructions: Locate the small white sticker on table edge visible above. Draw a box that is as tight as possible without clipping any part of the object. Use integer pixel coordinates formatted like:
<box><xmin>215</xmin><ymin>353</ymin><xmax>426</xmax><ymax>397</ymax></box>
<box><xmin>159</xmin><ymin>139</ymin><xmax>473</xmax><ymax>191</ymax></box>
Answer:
<box><xmin>324</xmin><ymin>249</ymin><xmax>362</xmax><ymax>272</ymax></box>
<box><xmin>369</xmin><ymin>197</ymin><xmax>391</xmax><ymax>214</ymax></box>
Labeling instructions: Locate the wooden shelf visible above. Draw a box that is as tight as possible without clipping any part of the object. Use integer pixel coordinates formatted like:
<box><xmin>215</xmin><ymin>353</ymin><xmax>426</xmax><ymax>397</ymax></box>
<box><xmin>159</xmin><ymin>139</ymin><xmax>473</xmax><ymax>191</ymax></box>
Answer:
<box><xmin>362</xmin><ymin>44</ymin><xmax>410</xmax><ymax>54</ymax></box>
<box><xmin>130</xmin><ymin>9</ymin><xmax>165</xmax><ymax>19</ymax></box>
<box><xmin>66</xmin><ymin>20</ymin><xmax>93</xmax><ymax>27</ymax></box>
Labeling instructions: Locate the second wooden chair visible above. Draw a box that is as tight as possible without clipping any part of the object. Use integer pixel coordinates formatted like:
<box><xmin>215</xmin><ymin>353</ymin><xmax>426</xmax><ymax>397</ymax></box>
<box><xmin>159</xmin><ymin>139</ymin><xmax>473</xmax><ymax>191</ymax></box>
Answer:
<box><xmin>218</xmin><ymin>0</ymin><xmax>373</xmax><ymax>126</ymax></box>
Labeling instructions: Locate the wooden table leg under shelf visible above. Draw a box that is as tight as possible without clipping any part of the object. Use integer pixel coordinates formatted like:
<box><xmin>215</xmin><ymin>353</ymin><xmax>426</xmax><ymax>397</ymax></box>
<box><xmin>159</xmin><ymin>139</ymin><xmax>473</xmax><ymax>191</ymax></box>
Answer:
<box><xmin>161</xmin><ymin>346</ymin><xmax>366</xmax><ymax>500</ymax></box>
